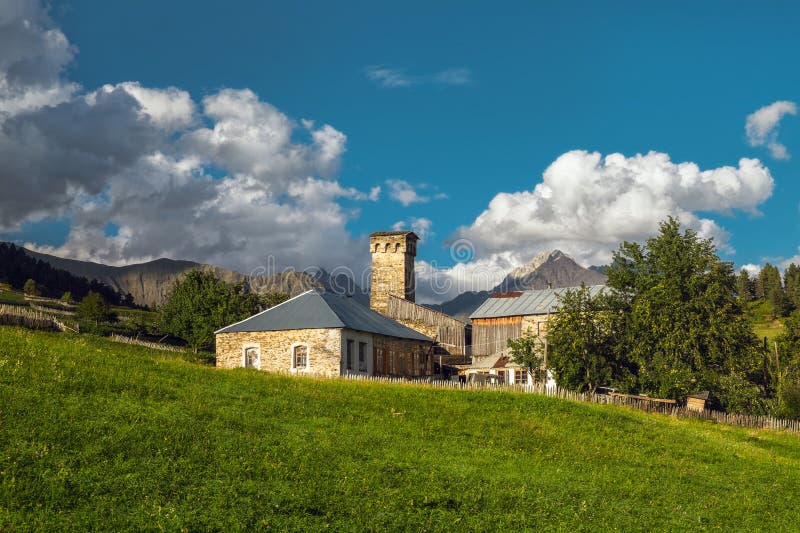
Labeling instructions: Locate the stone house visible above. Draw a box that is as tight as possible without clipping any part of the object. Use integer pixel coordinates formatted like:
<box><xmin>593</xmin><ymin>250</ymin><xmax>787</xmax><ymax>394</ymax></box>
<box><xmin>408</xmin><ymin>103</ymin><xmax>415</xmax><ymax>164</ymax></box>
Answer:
<box><xmin>215</xmin><ymin>289</ymin><xmax>434</xmax><ymax>377</ymax></box>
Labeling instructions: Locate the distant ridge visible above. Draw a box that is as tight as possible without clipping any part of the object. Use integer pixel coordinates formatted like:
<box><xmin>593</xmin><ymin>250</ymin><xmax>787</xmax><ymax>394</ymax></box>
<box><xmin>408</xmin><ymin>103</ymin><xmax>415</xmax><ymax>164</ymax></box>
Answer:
<box><xmin>16</xmin><ymin>246</ymin><xmax>363</xmax><ymax>308</ymax></box>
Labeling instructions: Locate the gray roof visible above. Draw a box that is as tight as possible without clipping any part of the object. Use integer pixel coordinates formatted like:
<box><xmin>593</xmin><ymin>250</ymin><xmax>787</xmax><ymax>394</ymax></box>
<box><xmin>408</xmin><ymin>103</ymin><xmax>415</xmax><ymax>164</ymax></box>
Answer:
<box><xmin>216</xmin><ymin>290</ymin><xmax>432</xmax><ymax>342</ymax></box>
<box><xmin>469</xmin><ymin>285</ymin><xmax>608</xmax><ymax>320</ymax></box>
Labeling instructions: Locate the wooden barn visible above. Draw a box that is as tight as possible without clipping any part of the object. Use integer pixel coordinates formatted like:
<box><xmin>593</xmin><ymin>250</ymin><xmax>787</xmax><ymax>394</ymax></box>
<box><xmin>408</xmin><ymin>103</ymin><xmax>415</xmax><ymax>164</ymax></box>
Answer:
<box><xmin>469</xmin><ymin>285</ymin><xmax>607</xmax><ymax>356</ymax></box>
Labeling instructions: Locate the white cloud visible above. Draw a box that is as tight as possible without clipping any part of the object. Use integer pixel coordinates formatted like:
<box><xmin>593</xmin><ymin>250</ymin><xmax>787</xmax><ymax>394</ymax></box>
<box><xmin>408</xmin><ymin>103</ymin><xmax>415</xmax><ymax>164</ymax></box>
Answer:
<box><xmin>365</xmin><ymin>66</ymin><xmax>414</xmax><ymax>88</ymax></box>
<box><xmin>100</xmin><ymin>82</ymin><xmax>196</xmax><ymax>131</ymax></box>
<box><xmin>365</xmin><ymin>65</ymin><xmax>473</xmax><ymax>88</ymax></box>
<box><xmin>392</xmin><ymin>217</ymin><xmax>433</xmax><ymax>241</ymax></box>
<box><xmin>415</xmin><ymin>252</ymin><xmax>519</xmax><ymax>303</ymax></box>
<box><xmin>0</xmin><ymin>0</ymin><xmax>78</xmax><ymax>116</ymax></box>
<box><xmin>1</xmin><ymin>0</ymin><xmax>376</xmax><ymax>275</ymax></box>
<box><xmin>432</xmin><ymin>68</ymin><xmax>472</xmax><ymax>86</ymax></box>
<box><xmin>368</xmin><ymin>186</ymin><xmax>381</xmax><ymax>201</ymax></box>
<box><xmin>386</xmin><ymin>179</ymin><xmax>447</xmax><ymax>206</ymax></box>
<box><xmin>455</xmin><ymin>150</ymin><xmax>774</xmax><ymax>268</ymax></box>
<box><xmin>746</xmin><ymin>101</ymin><xmax>797</xmax><ymax>160</ymax></box>
<box><xmin>739</xmin><ymin>263</ymin><xmax>762</xmax><ymax>277</ymax></box>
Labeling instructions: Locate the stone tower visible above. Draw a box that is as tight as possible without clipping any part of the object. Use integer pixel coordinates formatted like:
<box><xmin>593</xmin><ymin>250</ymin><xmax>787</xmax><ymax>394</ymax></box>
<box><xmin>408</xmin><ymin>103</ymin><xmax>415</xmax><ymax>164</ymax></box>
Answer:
<box><xmin>370</xmin><ymin>231</ymin><xmax>418</xmax><ymax>315</ymax></box>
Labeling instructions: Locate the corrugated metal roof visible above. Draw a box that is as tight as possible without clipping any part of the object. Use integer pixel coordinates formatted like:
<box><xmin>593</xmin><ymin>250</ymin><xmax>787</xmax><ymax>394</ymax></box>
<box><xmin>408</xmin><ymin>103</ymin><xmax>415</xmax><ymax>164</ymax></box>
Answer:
<box><xmin>216</xmin><ymin>290</ymin><xmax>432</xmax><ymax>342</ymax></box>
<box><xmin>469</xmin><ymin>285</ymin><xmax>607</xmax><ymax>319</ymax></box>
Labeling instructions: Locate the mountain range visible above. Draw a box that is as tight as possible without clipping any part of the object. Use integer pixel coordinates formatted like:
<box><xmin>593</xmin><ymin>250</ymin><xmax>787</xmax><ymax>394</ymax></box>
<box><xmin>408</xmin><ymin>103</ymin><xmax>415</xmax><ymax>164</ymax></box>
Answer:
<box><xmin>14</xmin><ymin>246</ymin><xmax>605</xmax><ymax>318</ymax></box>
<box><xmin>19</xmin><ymin>247</ymin><xmax>346</xmax><ymax>309</ymax></box>
<box><xmin>428</xmin><ymin>250</ymin><xmax>607</xmax><ymax>320</ymax></box>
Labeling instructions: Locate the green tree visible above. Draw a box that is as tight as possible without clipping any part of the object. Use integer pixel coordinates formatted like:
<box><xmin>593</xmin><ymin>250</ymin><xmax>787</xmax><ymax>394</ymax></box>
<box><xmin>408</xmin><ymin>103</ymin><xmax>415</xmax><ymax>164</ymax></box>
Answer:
<box><xmin>77</xmin><ymin>291</ymin><xmax>112</xmax><ymax>326</ymax></box>
<box><xmin>784</xmin><ymin>263</ymin><xmax>800</xmax><ymax>310</ymax></box>
<box><xmin>60</xmin><ymin>292</ymin><xmax>73</xmax><ymax>304</ymax></box>
<box><xmin>160</xmin><ymin>270</ymin><xmax>261</xmax><ymax>353</ymax></box>
<box><xmin>546</xmin><ymin>285</ymin><xmax>628</xmax><ymax>394</ymax></box>
<box><xmin>736</xmin><ymin>269</ymin><xmax>754</xmax><ymax>302</ymax></box>
<box><xmin>507</xmin><ymin>329</ymin><xmax>545</xmax><ymax>382</ymax></box>
<box><xmin>605</xmin><ymin>217</ymin><xmax>763</xmax><ymax>410</ymax></box>
<box><xmin>262</xmin><ymin>292</ymin><xmax>290</xmax><ymax>310</ymax></box>
<box><xmin>23</xmin><ymin>278</ymin><xmax>39</xmax><ymax>296</ymax></box>
<box><xmin>758</xmin><ymin>263</ymin><xmax>790</xmax><ymax>316</ymax></box>
<box><xmin>775</xmin><ymin>311</ymin><xmax>800</xmax><ymax>419</ymax></box>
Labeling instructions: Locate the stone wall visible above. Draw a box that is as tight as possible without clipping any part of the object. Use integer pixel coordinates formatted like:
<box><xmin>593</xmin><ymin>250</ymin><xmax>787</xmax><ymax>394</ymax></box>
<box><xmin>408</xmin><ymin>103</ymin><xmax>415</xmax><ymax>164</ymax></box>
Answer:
<box><xmin>216</xmin><ymin>328</ymin><xmax>342</xmax><ymax>376</ymax></box>
<box><xmin>370</xmin><ymin>232</ymin><xmax>417</xmax><ymax>314</ymax></box>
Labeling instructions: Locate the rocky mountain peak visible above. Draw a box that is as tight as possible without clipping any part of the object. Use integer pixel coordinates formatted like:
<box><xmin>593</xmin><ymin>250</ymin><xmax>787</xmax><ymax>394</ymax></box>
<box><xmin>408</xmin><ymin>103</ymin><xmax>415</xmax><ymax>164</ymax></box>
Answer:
<box><xmin>494</xmin><ymin>249</ymin><xmax>605</xmax><ymax>293</ymax></box>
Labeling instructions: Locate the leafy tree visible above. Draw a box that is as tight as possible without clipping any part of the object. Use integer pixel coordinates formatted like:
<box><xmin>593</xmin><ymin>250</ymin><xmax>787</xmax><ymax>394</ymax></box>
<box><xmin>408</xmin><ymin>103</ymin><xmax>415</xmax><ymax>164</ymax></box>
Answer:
<box><xmin>605</xmin><ymin>217</ymin><xmax>763</xmax><ymax>410</ymax></box>
<box><xmin>262</xmin><ymin>292</ymin><xmax>290</xmax><ymax>310</ymax></box>
<box><xmin>23</xmin><ymin>278</ymin><xmax>39</xmax><ymax>296</ymax></box>
<box><xmin>507</xmin><ymin>329</ymin><xmax>545</xmax><ymax>382</ymax></box>
<box><xmin>60</xmin><ymin>291</ymin><xmax>73</xmax><ymax>304</ymax></box>
<box><xmin>77</xmin><ymin>291</ymin><xmax>112</xmax><ymax>326</ymax></box>
<box><xmin>160</xmin><ymin>270</ymin><xmax>261</xmax><ymax>353</ymax></box>
<box><xmin>546</xmin><ymin>285</ymin><xmax>629</xmax><ymax>394</ymax></box>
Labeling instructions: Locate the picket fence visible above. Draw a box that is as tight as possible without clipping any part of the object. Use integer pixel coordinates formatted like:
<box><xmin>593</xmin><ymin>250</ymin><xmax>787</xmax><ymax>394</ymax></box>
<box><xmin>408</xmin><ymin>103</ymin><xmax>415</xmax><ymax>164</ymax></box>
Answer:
<box><xmin>109</xmin><ymin>334</ymin><xmax>187</xmax><ymax>353</ymax></box>
<box><xmin>0</xmin><ymin>304</ymin><xmax>78</xmax><ymax>333</ymax></box>
<box><xmin>28</xmin><ymin>303</ymin><xmax>77</xmax><ymax>316</ymax></box>
<box><xmin>289</xmin><ymin>371</ymin><xmax>800</xmax><ymax>434</ymax></box>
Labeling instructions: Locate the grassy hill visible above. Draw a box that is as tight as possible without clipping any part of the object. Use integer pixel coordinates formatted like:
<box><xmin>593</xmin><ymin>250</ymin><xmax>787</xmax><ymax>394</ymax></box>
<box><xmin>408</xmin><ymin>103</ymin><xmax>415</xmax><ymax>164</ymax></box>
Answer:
<box><xmin>748</xmin><ymin>299</ymin><xmax>786</xmax><ymax>342</ymax></box>
<box><xmin>1</xmin><ymin>327</ymin><xmax>800</xmax><ymax>530</ymax></box>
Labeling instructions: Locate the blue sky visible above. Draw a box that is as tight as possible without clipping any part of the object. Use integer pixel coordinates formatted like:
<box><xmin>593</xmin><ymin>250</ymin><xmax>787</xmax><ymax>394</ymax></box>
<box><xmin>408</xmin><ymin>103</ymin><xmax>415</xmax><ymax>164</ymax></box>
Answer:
<box><xmin>1</xmin><ymin>0</ymin><xmax>799</xmax><ymax>301</ymax></box>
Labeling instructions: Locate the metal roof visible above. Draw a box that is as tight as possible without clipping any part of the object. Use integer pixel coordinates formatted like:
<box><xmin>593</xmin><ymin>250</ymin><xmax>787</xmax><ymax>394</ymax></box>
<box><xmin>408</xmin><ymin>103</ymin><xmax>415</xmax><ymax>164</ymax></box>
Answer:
<box><xmin>469</xmin><ymin>285</ymin><xmax>608</xmax><ymax>319</ymax></box>
<box><xmin>216</xmin><ymin>290</ymin><xmax>432</xmax><ymax>342</ymax></box>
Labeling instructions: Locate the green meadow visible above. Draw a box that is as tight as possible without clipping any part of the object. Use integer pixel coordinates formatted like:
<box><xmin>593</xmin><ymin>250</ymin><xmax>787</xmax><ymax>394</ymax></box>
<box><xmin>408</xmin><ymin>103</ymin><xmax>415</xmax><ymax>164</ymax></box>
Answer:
<box><xmin>1</xmin><ymin>326</ymin><xmax>799</xmax><ymax>531</ymax></box>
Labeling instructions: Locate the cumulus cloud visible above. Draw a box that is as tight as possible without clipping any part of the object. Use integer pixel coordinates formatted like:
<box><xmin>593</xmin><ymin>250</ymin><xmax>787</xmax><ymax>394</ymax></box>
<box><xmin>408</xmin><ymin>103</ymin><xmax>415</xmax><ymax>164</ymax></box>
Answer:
<box><xmin>1</xmin><ymin>0</ymin><xmax>376</xmax><ymax>274</ymax></box>
<box><xmin>386</xmin><ymin>179</ymin><xmax>447</xmax><ymax>206</ymax></box>
<box><xmin>746</xmin><ymin>101</ymin><xmax>797</xmax><ymax>160</ymax></box>
<box><xmin>0</xmin><ymin>0</ymin><xmax>77</xmax><ymax>115</ymax></box>
<box><xmin>454</xmin><ymin>150</ymin><xmax>774</xmax><ymax>269</ymax></box>
<box><xmin>365</xmin><ymin>65</ymin><xmax>472</xmax><ymax>88</ymax></box>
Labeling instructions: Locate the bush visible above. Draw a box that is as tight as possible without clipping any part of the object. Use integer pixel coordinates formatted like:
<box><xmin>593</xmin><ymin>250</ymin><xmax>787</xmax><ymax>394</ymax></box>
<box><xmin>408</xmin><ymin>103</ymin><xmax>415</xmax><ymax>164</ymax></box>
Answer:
<box><xmin>23</xmin><ymin>278</ymin><xmax>40</xmax><ymax>296</ymax></box>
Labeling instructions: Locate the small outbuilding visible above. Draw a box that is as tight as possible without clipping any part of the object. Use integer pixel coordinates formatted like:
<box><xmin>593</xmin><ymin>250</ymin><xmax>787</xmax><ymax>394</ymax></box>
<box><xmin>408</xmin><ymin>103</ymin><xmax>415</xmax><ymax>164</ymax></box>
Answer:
<box><xmin>215</xmin><ymin>290</ymin><xmax>434</xmax><ymax>377</ymax></box>
<box><xmin>686</xmin><ymin>391</ymin><xmax>710</xmax><ymax>412</ymax></box>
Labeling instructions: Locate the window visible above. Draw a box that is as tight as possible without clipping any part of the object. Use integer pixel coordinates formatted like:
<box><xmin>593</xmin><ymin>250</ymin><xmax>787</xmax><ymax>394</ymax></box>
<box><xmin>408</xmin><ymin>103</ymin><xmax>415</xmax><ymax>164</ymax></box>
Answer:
<box><xmin>515</xmin><ymin>369</ymin><xmax>529</xmax><ymax>384</ymax></box>
<box><xmin>243</xmin><ymin>346</ymin><xmax>260</xmax><ymax>369</ymax></box>
<box><xmin>293</xmin><ymin>344</ymin><xmax>308</xmax><ymax>370</ymax></box>
<box><xmin>346</xmin><ymin>339</ymin><xmax>354</xmax><ymax>370</ymax></box>
<box><xmin>358</xmin><ymin>342</ymin><xmax>367</xmax><ymax>372</ymax></box>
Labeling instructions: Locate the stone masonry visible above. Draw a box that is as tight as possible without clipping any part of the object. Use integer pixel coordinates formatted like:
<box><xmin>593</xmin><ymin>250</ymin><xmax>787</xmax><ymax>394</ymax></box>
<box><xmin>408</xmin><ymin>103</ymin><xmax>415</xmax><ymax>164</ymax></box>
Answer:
<box><xmin>216</xmin><ymin>328</ymin><xmax>342</xmax><ymax>376</ymax></box>
<box><xmin>370</xmin><ymin>231</ymin><xmax>418</xmax><ymax>315</ymax></box>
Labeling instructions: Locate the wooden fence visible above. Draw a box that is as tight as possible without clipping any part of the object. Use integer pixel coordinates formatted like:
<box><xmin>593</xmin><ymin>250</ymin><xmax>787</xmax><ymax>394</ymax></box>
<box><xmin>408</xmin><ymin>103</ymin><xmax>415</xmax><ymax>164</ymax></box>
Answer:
<box><xmin>0</xmin><ymin>304</ymin><xmax>78</xmax><ymax>333</ymax></box>
<box><xmin>109</xmin><ymin>334</ymin><xmax>187</xmax><ymax>353</ymax></box>
<box><xmin>29</xmin><ymin>303</ymin><xmax>77</xmax><ymax>316</ymax></box>
<box><xmin>288</xmin><ymin>371</ymin><xmax>800</xmax><ymax>433</ymax></box>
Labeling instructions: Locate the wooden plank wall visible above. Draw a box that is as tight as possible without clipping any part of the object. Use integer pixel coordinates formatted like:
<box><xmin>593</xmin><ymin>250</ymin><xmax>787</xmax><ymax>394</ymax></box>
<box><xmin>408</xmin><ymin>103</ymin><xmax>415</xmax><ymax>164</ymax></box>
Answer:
<box><xmin>472</xmin><ymin>316</ymin><xmax>522</xmax><ymax>356</ymax></box>
<box><xmin>385</xmin><ymin>295</ymin><xmax>468</xmax><ymax>355</ymax></box>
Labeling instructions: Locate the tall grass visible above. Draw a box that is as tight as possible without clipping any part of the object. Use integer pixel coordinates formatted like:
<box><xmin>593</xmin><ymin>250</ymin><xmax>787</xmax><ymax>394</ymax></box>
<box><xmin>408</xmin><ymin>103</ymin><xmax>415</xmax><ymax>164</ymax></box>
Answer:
<box><xmin>1</xmin><ymin>326</ymin><xmax>799</xmax><ymax>531</ymax></box>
